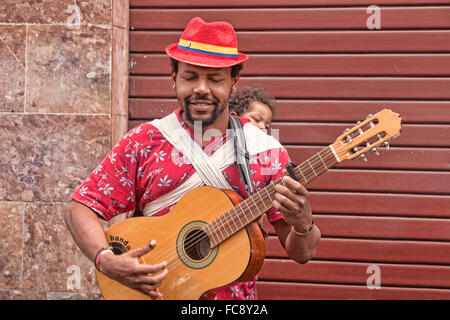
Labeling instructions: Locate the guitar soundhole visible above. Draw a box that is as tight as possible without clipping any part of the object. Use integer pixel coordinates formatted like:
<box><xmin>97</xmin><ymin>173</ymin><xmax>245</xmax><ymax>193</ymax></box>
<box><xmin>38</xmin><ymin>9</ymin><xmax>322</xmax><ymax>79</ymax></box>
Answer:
<box><xmin>177</xmin><ymin>221</ymin><xmax>218</xmax><ymax>269</ymax></box>
<box><xmin>184</xmin><ymin>229</ymin><xmax>211</xmax><ymax>261</ymax></box>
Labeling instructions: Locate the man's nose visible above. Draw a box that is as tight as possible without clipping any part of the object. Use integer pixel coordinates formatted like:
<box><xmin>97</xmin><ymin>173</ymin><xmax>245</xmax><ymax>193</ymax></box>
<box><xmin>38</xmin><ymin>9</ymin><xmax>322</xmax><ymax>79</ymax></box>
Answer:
<box><xmin>193</xmin><ymin>78</ymin><xmax>210</xmax><ymax>95</ymax></box>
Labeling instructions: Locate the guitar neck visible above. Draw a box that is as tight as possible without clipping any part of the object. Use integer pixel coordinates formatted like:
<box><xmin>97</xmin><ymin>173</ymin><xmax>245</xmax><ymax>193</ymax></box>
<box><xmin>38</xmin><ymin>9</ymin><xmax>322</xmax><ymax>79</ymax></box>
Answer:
<box><xmin>205</xmin><ymin>144</ymin><xmax>341</xmax><ymax>248</ymax></box>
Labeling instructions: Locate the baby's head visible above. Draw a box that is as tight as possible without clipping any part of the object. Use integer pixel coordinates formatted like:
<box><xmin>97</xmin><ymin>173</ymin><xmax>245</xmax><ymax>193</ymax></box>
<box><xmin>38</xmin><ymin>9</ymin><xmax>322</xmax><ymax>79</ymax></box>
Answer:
<box><xmin>229</xmin><ymin>87</ymin><xmax>277</xmax><ymax>130</ymax></box>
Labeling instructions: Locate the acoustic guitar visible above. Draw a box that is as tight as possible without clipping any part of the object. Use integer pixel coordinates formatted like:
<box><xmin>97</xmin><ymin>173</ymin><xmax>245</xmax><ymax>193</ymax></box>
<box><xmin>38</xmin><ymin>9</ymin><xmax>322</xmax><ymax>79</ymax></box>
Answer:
<box><xmin>96</xmin><ymin>109</ymin><xmax>402</xmax><ymax>299</ymax></box>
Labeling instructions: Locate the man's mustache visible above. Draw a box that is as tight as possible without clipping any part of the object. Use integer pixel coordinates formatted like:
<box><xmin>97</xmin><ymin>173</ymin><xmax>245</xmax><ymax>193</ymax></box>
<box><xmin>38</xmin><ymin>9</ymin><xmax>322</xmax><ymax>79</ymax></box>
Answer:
<box><xmin>184</xmin><ymin>94</ymin><xmax>219</xmax><ymax>106</ymax></box>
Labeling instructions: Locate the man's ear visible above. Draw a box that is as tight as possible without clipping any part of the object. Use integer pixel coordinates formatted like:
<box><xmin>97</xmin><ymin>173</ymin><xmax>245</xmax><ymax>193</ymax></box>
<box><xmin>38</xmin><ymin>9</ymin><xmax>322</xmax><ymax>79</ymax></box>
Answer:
<box><xmin>170</xmin><ymin>70</ymin><xmax>177</xmax><ymax>89</ymax></box>
<box><xmin>231</xmin><ymin>73</ymin><xmax>240</xmax><ymax>94</ymax></box>
<box><xmin>230</xmin><ymin>111</ymin><xmax>238</xmax><ymax>116</ymax></box>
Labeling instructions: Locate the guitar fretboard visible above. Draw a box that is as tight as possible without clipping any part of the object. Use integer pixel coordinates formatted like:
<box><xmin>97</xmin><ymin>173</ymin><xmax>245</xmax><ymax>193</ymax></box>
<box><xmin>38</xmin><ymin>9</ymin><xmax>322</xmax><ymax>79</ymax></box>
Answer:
<box><xmin>204</xmin><ymin>145</ymin><xmax>340</xmax><ymax>248</ymax></box>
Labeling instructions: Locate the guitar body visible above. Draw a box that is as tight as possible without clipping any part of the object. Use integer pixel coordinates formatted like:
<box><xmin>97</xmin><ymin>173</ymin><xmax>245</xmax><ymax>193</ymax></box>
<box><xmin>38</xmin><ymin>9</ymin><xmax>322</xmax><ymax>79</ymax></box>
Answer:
<box><xmin>96</xmin><ymin>186</ymin><xmax>265</xmax><ymax>300</ymax></box>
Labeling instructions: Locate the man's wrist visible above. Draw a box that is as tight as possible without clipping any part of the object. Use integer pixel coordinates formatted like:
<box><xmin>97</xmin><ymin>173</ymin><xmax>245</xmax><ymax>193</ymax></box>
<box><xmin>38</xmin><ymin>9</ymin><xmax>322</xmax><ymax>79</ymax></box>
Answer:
<box><xmin>98</xmin><ymin>250</ymin><xmax>115</xmax><ymax>274</ymax></box>
<box><xmin>292</xmin><ymin>216</ymin><xmax>315</xmax><ymax>236</ymax></box>
<box><xmin>94</xmin><ymin>246</ymin><xmax>115</xmax><ymax>272</ymax></box>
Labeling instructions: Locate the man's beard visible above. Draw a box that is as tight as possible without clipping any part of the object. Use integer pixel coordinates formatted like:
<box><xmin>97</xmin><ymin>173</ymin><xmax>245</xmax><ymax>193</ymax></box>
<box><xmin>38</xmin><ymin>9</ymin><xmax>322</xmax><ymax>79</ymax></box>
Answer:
<box><xmin>182</xmin><ymin>93</ymin><xmax>230</xmax><ymax>127</ymax></box>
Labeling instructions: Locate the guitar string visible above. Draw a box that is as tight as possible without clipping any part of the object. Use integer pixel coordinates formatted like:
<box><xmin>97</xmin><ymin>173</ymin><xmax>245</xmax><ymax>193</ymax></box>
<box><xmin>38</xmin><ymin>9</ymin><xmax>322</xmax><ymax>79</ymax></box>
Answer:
<box><xmin>145</xmin><ymin>143</ymin><xmax>343</xmax><ymax>269</ymax></box>
<box><xmin>143</xmin><ymin>146</ymin><xmax>335</xmax><ymax>269</ymax></box>
<box><xmin>160</xmin><ymin>126</ymin><xmax>397</xmax><ymax>276</ymax></box>
<box><xmin>146</xmin><ymin>138</ymin><xmax>354</xmax><ymax>268</ymax></box>
<box><xmin>160</xmin><ymin>145</ymin><xmax>342</xmax><ymax>274</ymax></box>
<box><xmin>145</xmin><ymin>119</ymin><xmax>394</xmax><ymax>271</ymax></box>
<box><xmin>163</xmin><ymin>122</ymin><xmax>396</xmax><ymax>273</ymax></box>
<box><xmin>147</xmin><ymin>135</ymin><xmax>358</xmax><ymax>268</ymax></box>
<box><xmin>150</xmin><ymin>142</ymin><xmax>361</xmax><ymax>275</ymax></box>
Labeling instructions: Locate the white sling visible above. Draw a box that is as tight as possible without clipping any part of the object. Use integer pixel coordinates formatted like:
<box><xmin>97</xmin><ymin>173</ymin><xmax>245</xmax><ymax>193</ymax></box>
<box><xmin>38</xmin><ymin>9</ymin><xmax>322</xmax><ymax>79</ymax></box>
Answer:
<box><xmin>142</xmin><ymin>113</ymin><xmax>282</xmax><ymax>217</ymax></box>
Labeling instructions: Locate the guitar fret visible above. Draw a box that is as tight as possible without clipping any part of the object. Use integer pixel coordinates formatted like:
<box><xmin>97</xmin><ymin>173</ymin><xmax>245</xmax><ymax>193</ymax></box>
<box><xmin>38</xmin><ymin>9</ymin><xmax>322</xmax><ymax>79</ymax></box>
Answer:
<box><xmin>318</xmin><ymin>152</ymin><xmax>328</xmax><ymax>169</ymax></box>
<box><xmin>307</xmin><ymin>159</ymin><xmax>317</xmax><ymax>177</ymax></box>
<box><xmin>249</xmin><ymin>195</ymin><xmax>261</xmax><ymax>216</ymax></box>
<box><xmin>271</xmin><ymin>181</ymin><xmax>276</xmax><ymax>192</ymax></box>
<box><xmin>222</xmin><ymin>212</ymin><xmax>231</xmax><ymax>237</ymax></box>
<box><xmin>243</xmin><ymin>201</ymin><xmax>252</xmax><ymax>223</ymax></box>
<box><xmin>209</xmin><ymin>220</ymin><xmax>220</xmax><ymax>247</ymax></box>
<box><xmin>256</xmin><ymin>191</ymin><xmax>267</xmax><ymax>211</ymax></box>
<box><xmin>298</xmin><ymin>167</ymin><xmax>308</xmax><ymax>184</ymax></box>
<box><xmin>264</xmin><ymin>186</ymin><xmax>273</xmax><ymax>202</ymax></box>
<box><xmin>229</xmin><ymin>209</ymin><xmax>239</xmax><ymax>232</ymax></box>
<box><xmin>204</xmin><ymin>223</ymin><xmax>217</xmax><ymax>247</ymax></box>
<box><xmin>222</xmin><ymin>214</ymin><xmax>231</xmax><ymax>238</ymax></box>
<box><xmin>216</xmin><ymin>216</ymin><xmax>226</xmax><ymax>241</ymax></box>
<box><xmin>238</xmin><ymin>203</ymin><xmax>249</xmax><ymax>224</ymax></box>
<box><xmin>233</xmin><ymin>207</ymin><xmax>243</xmax><ymax>228</ymax></box>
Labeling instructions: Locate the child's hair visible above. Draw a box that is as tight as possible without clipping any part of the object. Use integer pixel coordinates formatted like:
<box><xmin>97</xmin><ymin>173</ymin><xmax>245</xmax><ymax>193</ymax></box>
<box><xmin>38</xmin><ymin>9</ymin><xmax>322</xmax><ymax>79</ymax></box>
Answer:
<box><xmin>229</xmin><ymin>87</ymin><xmax>277</xmax><ymax>116</ymax></box>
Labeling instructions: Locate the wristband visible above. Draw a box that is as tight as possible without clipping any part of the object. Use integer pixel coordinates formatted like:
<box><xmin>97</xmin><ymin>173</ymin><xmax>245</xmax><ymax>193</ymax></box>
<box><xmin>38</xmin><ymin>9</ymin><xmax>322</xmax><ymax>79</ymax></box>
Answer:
<box><xmin>94</xmin><ymin>246</ymin><xmax>114</xmax><ymax>271</ymax></box>
<box><xmin>292</xmin><ymin>216</ymin><xmax>315</xmax><ymax>236</ymax></box>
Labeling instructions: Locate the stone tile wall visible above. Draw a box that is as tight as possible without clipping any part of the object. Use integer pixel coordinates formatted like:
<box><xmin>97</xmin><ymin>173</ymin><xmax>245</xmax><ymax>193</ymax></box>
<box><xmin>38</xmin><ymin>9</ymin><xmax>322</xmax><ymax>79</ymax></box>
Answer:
<box><xmin>0</xmin><ymin>0</ymin><xmax>128</xmax><ymax>299</ymax></box>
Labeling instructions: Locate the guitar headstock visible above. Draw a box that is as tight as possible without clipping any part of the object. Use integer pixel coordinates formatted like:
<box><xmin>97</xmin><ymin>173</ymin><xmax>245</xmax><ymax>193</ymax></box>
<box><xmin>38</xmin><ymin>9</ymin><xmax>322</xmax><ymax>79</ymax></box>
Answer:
<box><xmin>331</xmin><ymin>109</ymin><xmax>402</xmax><ymax>162</ymax></box>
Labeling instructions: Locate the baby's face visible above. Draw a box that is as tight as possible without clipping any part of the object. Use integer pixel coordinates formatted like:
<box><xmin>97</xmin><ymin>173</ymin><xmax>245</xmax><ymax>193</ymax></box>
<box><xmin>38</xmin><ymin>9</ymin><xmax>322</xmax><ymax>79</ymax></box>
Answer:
<box><xmin>240</xmin><ymin>101</ymin><xmax>273</xmax><ymax>130</ymax></box>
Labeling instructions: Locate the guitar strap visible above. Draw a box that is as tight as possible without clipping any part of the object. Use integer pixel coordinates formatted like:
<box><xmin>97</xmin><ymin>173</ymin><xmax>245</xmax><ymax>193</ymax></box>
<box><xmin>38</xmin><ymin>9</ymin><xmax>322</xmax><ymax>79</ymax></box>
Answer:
<box><xmin>151</xmin><ymin>113</ymin><xmax>232</xmax><ymax>189</ymax></box>
<box><xmin>141</xmin><ymin>112</ymin><xmax>283</xmax><ymax>217</ymax></box>
<box><xmin>230</xmin><ymin>116</ymin><xmax>269</xmax><ymax>239</ymax></box>
<box><xmin>142</xmin><ymin>113</ymin><xmax>233</xmax><ymax>217</ymax></box>
<box><xmin>229</xmin><ymin>116</ymin><xmax>254</xmax><ymax>196</ymax></box>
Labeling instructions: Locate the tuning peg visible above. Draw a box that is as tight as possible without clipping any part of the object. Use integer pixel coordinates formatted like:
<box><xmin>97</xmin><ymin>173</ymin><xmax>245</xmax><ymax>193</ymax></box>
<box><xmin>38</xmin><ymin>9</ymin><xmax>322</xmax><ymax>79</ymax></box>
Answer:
<box><xmin>343</xmin><ymin>128</ymin><xmax>352</xmax><ymax>142</ymax></box>
<box><xmin>358</xmin><ymin>127</ymin><xmax>364</xmax><ymax>135</ymax></box>
<box><xmin>353</xmin><ymin>146</ymin><xmax>368</xmax><ymax>162</ymax></box>
<box><xmin>365</xmin><ymin>141</ymin><xmax>380</xmax><ymax>156</ymax></box>
<box><xmin>371</xmin><ymin>147</ymin><xmax>380</xmax><ymax>156</ymax></box>
<box><xmin>366</xmin><ymin>114</ymin><xmax>373</xmax><ymax>119</ymax></box>
<box><xmin>358</xmin><ymin>154</ymin><xmax>368</xmax><ymax>162</ymax></box>
<box><xmin>383</xmin><ymin>140</ymin><xmax>390</xmax><ymax>150</ymax></box>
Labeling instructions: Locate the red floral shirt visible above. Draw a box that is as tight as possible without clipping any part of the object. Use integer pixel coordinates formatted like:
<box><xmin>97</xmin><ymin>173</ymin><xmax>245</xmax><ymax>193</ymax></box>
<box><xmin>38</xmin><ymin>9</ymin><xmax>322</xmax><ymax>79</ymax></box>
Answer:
<box><xmin>72</xmin><ymin>108</ymin><xmax>291</xmax><ymax>300</ymax></box>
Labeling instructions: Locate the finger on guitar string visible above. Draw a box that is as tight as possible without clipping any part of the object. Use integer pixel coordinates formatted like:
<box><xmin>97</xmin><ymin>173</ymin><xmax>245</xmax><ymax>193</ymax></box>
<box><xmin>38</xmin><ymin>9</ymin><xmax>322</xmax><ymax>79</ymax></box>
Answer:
<box><xmin>128</xmin><ymin>240</ymin><xmax>170</xmax><ymax>274</ymax></box>
<box><xmin>134</xmin><ymin>266</ymin><xmax>168</xmax><ymax>288</ymax></box>
<box><xmin>129</xmin><ymin>240</ymin><xmax>158</xmax><ymax>258</ymax></box>
<box><xmin>120</xmin><ymin>261</ymin><xmax>168</xmax><ymax>298</ymax></box>
<box><xmin>280</xmin><ymin>171</ymin><xmax>310</xmax><ymax>197</ymax></box>
<box><xmin>273</xmin><ymin>198</ymin><xmax>299</xmax><ymax>218</ymax></box>
<box><xmin>98</xmin><ymin>240</ymin><xmax>169</xmax><ymax>297</ymax></box>
<box><xmin>133</xmin><ymin>260</ymin><xmax>168</xmax><ymax>277</ymax></box>
<box><xmin>273</xmin><ymin>178</ymin><xmax>308</xmax><ymax>213</ymax></box>
<box><xmin>272</xmin><ymin>175</ymin><xmax>313</xmax><ymax>232</ymax></box>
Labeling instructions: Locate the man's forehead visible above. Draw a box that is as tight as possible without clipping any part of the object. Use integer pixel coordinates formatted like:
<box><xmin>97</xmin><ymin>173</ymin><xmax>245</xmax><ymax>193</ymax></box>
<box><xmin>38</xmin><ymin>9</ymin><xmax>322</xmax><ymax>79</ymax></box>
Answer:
<box><xmin>179</xmin><ymin>61</ymin><xmax>231</xmax><ymax>74</ymax></box>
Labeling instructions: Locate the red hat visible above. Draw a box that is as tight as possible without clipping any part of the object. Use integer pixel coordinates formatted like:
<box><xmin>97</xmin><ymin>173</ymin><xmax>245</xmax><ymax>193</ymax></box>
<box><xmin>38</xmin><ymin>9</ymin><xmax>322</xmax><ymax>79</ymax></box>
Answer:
<box><xmin>166</xmin><ymin>17</ymin><xmax>248</xmax><ymax>68</ymax></box>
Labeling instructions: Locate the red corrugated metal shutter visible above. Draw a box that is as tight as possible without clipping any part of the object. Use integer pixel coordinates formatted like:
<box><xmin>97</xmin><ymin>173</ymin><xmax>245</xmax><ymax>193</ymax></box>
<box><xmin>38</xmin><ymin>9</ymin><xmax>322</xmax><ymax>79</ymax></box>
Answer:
<box><xmin>128</xmin><ymin>0</ymin><xmax>450</xmax><ymax>299</ymax></box>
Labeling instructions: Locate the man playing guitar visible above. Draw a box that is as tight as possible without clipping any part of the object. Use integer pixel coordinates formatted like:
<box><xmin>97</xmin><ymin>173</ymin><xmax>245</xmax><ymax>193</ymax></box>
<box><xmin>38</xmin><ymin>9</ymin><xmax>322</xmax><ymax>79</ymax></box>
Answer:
<box><xmin>65</xmin><ymin>17</ymin><xmax>320</xmax><ymax>300</ymax></box>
